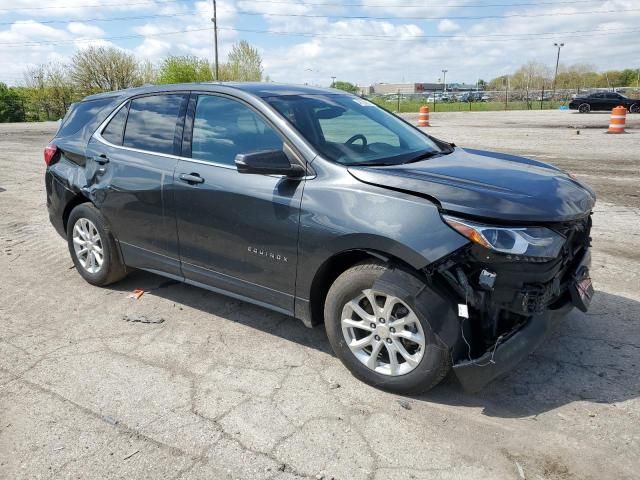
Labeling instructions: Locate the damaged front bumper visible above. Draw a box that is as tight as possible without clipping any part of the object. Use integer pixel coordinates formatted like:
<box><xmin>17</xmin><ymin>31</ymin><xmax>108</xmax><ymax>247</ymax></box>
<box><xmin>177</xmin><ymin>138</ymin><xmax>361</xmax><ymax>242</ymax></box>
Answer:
<box><xmin>452</xmin><ymin>300</ymin><xmax>573</xmax><ymax>392</ymax></box>
<box><xmin>450</xmin><ymin>245</ymin><xmax>593</xmax><ymax>392</ymax></box>
<box><xmin>418</xmin><ymin>213</ymin><xmax>594</xmax><ymax>392</ymax></box>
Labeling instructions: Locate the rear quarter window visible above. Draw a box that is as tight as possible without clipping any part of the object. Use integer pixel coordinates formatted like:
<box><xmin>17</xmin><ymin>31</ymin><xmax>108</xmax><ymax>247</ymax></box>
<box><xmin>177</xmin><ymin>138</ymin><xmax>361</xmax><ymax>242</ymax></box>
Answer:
<box><xmin>101</xmin><ymin>103</ymin><xmax>129</xmax><ymax>146</ymax></box>
<box><xmin>57</xmin><ymin>97</ymin><xmax>115</xmax><ymax>137</ymax></box>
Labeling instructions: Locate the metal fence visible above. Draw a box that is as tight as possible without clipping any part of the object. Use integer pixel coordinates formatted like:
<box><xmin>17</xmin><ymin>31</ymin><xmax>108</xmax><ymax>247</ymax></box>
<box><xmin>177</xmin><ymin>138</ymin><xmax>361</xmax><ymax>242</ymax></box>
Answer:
<box><xmin>366</xmin><ymin>87</ymin><xmax>640</xmax><ymax>113</ymax></box>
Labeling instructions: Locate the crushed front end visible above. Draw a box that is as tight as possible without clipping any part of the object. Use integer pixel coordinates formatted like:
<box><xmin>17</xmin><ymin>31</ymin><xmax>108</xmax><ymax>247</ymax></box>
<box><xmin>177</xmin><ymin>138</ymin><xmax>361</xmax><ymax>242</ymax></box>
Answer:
<box><xmin>427</xmin><ymin>214</ymin><xmax>594</xmax><ymax>391</ymax></box>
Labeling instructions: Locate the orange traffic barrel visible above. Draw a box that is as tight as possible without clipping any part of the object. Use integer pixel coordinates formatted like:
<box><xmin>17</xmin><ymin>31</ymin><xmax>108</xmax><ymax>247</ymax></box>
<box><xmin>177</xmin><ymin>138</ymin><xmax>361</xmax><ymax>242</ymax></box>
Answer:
<box><xmin>607</xmin><ymin>105</ymin><xmax>627</xmax><ymax>134</ymax></box>
<box><xmin>418</xmin><ymin>105</ymin><xmax>430</xmax><ymax>127</ymax></box>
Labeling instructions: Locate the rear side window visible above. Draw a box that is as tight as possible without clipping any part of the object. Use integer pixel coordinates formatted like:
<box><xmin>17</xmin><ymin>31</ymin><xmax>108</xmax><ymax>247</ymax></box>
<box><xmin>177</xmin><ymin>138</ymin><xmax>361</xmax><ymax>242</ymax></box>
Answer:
<box><xmin>57</xmin><ymin>97</ymin><xmax>114</xmax><ymax>137</ymax></box>
<box><xmin>101</xmin><ymin>103</ymin><xmax>129</xmax><ymax>145</ymax></box>
<box><xmin>123</xmin><ymin>94</ymin><xmax>187</xmax><ymax>155</ymax></box>
<box><xmin>191</xmin><ymin>95</ymin><xmax>283</xmax><ymax>166</ymax></box>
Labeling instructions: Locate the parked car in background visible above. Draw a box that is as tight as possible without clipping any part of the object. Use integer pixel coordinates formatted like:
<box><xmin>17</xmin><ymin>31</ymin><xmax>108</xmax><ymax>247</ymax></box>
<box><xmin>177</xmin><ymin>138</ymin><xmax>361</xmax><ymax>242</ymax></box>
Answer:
<box><xmin>569</xmin><ymin>92</ymin><xmax>639</xmax><ymax>113</ymax></box>
<box><xmin>458</xmin><ymin>92</ymin><xmax>485</xmax><ymax>102</ymax></box>
<box><xmin>45</xmin><ymin>83</ymin><xmax>595</xmax><ymax>394</ymax></box>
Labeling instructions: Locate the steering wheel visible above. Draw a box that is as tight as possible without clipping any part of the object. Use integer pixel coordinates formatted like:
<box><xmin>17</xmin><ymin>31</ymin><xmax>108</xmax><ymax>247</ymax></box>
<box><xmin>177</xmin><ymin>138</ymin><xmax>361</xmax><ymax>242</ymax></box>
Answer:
<box><xmin>345</xmin><ymin>134</ymin><xmax>368</xmax><ymax>150</ymax></box>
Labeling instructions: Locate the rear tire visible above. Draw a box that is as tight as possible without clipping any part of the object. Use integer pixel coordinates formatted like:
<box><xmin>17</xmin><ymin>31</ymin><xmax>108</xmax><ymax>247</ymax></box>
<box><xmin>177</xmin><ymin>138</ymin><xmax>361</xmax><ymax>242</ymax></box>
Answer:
<box><xmin>324</xmin><ymin>262</ymin><xmax>451</xmax><ymax>394</ymax></box>
<box><xmin>67</xmin><ymin>203</ymin><xmax>126</xmax><ymax>286</ymax></box>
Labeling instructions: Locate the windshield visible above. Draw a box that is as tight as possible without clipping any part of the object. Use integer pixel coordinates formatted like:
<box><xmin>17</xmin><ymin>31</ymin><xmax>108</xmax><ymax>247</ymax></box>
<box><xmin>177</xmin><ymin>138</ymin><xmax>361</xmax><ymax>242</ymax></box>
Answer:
<box><xmin>265</xmin><ymin>94</ymin><xmax>443</xmax><ymax>166</ymax></box>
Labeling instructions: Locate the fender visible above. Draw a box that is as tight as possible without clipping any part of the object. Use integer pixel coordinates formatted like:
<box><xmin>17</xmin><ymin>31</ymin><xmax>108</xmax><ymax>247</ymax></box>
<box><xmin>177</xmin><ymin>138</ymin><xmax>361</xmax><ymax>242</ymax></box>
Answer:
<box><xmin>295</xmin><ymin>174</ymin><xmax>469</xmax><ymax>307</ymax></box>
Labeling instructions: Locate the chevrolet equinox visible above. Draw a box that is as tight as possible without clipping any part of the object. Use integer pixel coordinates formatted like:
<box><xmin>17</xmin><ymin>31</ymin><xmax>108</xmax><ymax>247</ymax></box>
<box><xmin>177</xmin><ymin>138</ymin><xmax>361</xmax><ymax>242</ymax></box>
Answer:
<box><xmin>45</xmin><ymin>83</ymin><xmax>595</xmax><ymax>393</ymax></box>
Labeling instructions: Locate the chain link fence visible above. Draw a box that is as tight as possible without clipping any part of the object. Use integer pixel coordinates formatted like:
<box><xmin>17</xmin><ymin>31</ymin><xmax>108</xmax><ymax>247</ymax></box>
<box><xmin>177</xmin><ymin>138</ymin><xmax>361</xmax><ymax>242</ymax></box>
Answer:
<box><xmin>366</xmin><ymin>87</ymin><xmax>640</xmax><ymax>113</ymax></box>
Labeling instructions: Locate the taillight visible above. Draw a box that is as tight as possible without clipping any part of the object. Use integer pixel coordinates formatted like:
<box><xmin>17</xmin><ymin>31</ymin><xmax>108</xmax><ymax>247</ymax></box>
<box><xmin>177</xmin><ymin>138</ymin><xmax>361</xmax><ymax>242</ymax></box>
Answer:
<box><xmin>44</xmin><ymin>144</ymin><xmax>58</xmax><ymax>166</ymax></box>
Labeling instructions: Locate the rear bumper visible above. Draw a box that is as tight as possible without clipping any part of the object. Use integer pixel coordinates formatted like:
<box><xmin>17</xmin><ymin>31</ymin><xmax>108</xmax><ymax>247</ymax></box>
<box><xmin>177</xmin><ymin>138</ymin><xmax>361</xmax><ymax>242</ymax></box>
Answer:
<box><xmin>45</xmin><ymin>170</ymin><xmax>73</xmax><ymax>238</ymax></box>
<box><xmin>453</xmin><ymin>301</ymin><xmax>572</xmax><ymax>392</ymax></box>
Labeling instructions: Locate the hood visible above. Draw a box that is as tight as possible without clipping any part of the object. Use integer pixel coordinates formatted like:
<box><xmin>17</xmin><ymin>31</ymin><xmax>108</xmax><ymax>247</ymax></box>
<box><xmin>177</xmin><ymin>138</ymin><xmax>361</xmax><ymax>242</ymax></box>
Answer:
<box><xmin>348</xmin><ymin>147</ymin><xmax>596</xmax><ymax>223</ymax></box>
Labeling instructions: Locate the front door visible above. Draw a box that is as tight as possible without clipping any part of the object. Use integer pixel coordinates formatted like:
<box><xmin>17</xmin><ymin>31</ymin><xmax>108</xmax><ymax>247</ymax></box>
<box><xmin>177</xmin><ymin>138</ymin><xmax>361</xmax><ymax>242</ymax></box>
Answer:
<box><xmin>174</xmin><ymin>93</ymin><xmax>305</xmax><ymax>314</ymax></box>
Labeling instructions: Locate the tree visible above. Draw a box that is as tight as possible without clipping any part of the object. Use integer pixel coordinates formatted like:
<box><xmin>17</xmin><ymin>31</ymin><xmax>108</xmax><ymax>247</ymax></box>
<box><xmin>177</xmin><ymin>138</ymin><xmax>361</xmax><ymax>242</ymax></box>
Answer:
<box><xmin>332</xmin><ymin>81</ymin><xmax>358</xmax><ymax>93</ymax></box>
<box><xmin>71</xmin><ymin>46</ymin><xmax>142</xmax><ymax>94</ymax></box>
<box><xmin>139</xmin><ymin>60</ymin><xmax>157</xmax><ymax>85</ymax></box>
<box><xmin>23</xmin><ymin>63</ymin><xmax>76</xmax><ymax>120</ymax></box>
<box><xmin>219</xmin><ymin>41</ymin><xmax>263</xmax><ymax>81</ymax></box>
<box><xmin>0</xmin><ymin>83</ymin><xmax>25</xmax><ymax>122</ymax></box>
<box><xmin>157</xmin><ymin>56</ymin><xmax>212</xmax><ymax>84</ymax></box>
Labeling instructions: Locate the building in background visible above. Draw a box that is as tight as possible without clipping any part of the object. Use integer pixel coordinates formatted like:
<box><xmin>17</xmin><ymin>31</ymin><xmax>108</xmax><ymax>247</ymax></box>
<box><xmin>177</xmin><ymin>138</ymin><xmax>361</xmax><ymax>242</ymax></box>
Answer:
<box><xmin>358</xmin><ymin>82</ymin><xmax>482</xmax><ymax>96</ymax></box>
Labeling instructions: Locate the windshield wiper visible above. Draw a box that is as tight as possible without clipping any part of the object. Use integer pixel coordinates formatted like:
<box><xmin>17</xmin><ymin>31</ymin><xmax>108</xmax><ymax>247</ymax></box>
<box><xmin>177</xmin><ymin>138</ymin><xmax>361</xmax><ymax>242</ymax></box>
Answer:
<box><xmin>348</xmin><ymin>160</ymin><xmax>403</xmax><ymax>167</ymax></box>
<box><xmin>403</xmin><ymin>150</ymin><xmax>444</xmax><ymax>164</ymax></box>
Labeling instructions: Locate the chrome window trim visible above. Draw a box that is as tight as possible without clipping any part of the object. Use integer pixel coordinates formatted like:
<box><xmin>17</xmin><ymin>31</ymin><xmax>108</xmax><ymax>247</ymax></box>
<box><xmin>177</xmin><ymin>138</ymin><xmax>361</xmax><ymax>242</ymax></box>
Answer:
<box><xmin>92</xmin><ymin>90</ymin><xmax>316</xmax><ymax>177</ymax></box>
<box><xmin>93</xmin><ymin>96</ymin><xmax>237</xmax><ymax>170</ymax></box>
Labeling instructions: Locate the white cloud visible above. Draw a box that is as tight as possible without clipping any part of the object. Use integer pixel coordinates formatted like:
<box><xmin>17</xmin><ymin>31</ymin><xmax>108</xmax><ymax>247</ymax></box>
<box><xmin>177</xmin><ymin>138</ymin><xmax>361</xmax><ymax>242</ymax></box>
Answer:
<box><xmin>0</xmin><ymin>20</ymin><xmax>70</xmax><ymax>44</ymax></box>
<box><xmin>67</xmin><ymin>22</ymin><xmax>105</xmax><ymax>38</ymax></box>
<box><xmin>1</xmin><ymin>0</ymin><xmax>163</xmax><ymax>17</ymax></box>
<box><xmin>1</xmin><ymin>0</ymin><xmax>639</xmax><ymax>87</ymax></box>
<box><xmin>261</xmin><ymin>0</ymin><xmax>640</xmax><ymax>86</ymax></box>
<box><xmin>437</xmin><ymin>19</ymin><xmax>460</xmax><ymax>33</ymax></box>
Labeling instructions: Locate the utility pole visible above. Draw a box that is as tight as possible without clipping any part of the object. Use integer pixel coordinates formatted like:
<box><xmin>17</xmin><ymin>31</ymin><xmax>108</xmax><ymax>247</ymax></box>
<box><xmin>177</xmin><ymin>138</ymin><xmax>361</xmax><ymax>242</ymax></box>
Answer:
<box><xmin>504</xmin><ymin>76</ymin><xmax>509</xmax><ymax>110</ymax></box>
<box><xmin>441</xmin><ymin>69</ymin><xmax>448</xmax><ymax>92</ymax></box>
<box><xmin>552</xmin><ymin>42</ymin><xmax>564</xmax><ymax>95</ymax></box>
<box><xmin>211</xmin><ymin>0</ymin><xmax>219</xmax><ymax>80</ymax></box>
<box><xmin>331</xmin><ymin>76</ymin><xmax>336</xmax><ymax>87</ymax></box>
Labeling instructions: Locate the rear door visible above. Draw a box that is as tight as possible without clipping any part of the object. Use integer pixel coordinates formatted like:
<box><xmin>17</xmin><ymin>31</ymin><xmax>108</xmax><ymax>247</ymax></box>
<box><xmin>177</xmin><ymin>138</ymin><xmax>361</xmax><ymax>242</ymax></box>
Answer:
<box><xmin>589</xmin><ymin>93</ymin><xmax>606</xmax><ymax>110</ymax></box>
<box><xmin>173</xmin><ymin>93</ymin><xmax>305</xmax><ymax>314</ymax></box>
<box><xmin>87</xmin><ymin>93</ymin><xmax>188</xmax><ymax>276</ymax></box>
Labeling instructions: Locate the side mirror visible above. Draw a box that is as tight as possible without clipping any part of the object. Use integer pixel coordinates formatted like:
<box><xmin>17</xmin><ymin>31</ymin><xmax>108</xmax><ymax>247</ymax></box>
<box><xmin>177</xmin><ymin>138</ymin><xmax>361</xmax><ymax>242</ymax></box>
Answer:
<box><xmin>235</xmin><ymin>149</ymin><xmax>305</xmax><ymax>177</ymax></box>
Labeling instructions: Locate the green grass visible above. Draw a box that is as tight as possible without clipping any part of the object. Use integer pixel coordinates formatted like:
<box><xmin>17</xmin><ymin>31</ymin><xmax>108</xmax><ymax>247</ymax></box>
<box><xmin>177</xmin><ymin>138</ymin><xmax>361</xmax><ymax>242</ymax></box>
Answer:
<box><xmin>369</xmin><ymin>98</ymin><xmax>568</xmax><ymax>113</ymax></box>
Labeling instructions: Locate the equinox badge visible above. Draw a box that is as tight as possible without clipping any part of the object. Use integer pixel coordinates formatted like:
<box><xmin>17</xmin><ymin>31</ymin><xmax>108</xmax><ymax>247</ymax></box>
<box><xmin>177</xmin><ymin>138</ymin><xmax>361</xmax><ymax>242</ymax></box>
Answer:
<box><xmin>247</xmin><ymin>246</ymin><xmax>288</xmax><ymax>263</ymax></box>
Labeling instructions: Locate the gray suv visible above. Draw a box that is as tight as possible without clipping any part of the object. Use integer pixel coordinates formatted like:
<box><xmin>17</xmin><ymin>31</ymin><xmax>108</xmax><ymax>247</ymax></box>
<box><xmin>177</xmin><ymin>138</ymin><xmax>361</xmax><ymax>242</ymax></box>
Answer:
<box><xmin>45</xmin><ymin>83</ymin><xmax>595</xmax><ymax>393</ymax></box>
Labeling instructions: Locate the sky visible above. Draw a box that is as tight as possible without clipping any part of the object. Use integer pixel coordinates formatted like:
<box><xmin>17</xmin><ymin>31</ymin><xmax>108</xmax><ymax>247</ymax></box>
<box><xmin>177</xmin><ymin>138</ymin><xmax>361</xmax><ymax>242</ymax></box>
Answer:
<box><xmin>0</xmin><ymin>0</ymin><xmax>638</xmax><ymax>87</ymax></box>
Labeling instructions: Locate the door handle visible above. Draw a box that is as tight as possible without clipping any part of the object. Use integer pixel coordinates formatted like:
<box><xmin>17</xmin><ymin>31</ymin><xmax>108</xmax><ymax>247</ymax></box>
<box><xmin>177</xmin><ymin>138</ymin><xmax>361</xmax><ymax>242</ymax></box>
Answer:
<box><xmin>179</xmin><ymin>173</ymin><xmax>204</xmax><ymax>185</ymax></box>
<box><xmin>96</xmin><ymin>154</ymin><xmax>110</xmax><ymax>165</ymax></box>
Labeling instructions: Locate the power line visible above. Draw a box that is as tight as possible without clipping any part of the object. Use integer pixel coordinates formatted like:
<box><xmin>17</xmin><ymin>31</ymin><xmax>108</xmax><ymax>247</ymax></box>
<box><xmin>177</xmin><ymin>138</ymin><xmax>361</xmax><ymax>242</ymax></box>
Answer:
<box><xmin>235</xmin><ymin>8</ymin><xmax>640</xmax><ymax>21</ymax></box>
<box><xmin>222</xmin><ymin>0</ymin><xmax>603</xmax><ymax>7</ymax></box>
<box><xmin>0</xmin><ymin>0</ymin><xmax>186</xmax><ymax>11</ymax></box>
<box><xmin>219</xmin><ymin>25</ymin><xmax>640</xmax><ymax>42</ymax></box>
<box><xmin>1</xmin><ymin>23</ymin><xmax>638</xmax><ymax>48</ymax></box>
<box><xmin>0</xmin><ymin>12</ymin><xmax>197</xmax><ymax>26</ymax></box>
<box><xmin>0</xmin><ymin>0</ymin><xmax>605</xmax><ymax>12</ymax></box>
<box><xmin>1</xmin><ymin>4</ymin><xmax>633</xmax><ymax>27</ymax></box>
<box><xmin>0</xmin><ymin>26</ymin><xmax>214</xmax><ymax>47</ymax></box>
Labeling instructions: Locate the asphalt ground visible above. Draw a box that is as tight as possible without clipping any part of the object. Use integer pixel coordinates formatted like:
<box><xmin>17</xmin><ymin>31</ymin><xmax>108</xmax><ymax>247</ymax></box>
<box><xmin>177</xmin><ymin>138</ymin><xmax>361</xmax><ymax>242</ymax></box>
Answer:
<box><xmin>1</xmin><ymin>111</ymin><xmax>639</xmax><ymax>479</ymax></box>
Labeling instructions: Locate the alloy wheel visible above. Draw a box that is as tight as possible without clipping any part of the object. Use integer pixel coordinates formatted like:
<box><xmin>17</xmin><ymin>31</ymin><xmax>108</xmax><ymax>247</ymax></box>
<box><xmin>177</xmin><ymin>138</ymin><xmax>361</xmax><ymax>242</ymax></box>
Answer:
<box><xmin>72</xmin><ymin>218</ymin><xmax>104</xmax><ymax>274</ymax></box>
<box><xmin>578</xmin><ymin>103</ymin><xmax>590</xmax><ymax>113</ymax></box>
<box><xmin>341</xmin><ymin>289</ymin><xmax>426</xmax><ymax>376</ymax></box>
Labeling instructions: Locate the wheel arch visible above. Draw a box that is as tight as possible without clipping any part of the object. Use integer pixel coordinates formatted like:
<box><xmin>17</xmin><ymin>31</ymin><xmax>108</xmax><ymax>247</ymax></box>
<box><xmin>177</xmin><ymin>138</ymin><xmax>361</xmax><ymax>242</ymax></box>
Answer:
<box><xmin>62</xmin><ymin>193</ymin><xmax>92</xmax><ymax>234</ymax></box>
<box><xmin>305</xmin><ymin>247</ymin><xmax>428</xmax><ymax>328</ymax></box>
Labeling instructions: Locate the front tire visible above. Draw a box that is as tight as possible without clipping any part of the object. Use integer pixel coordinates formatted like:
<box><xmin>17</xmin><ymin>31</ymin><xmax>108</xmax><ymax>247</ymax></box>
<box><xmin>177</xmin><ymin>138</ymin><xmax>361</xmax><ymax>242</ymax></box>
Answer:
<box><xmin>578</xmin><ymin>103</ymin><xmax>590</xmax><ymax>113</ymax></box>
<box><xmin>67</xmin><ymin>203</ymin><xmax>126</xmax><ymax>286</ymax></box>
<box><xmin>630</xmin><ymin>103</ymin><xmax>639</xmax><ymax>114</ymax></box>
<box><xmin>324</xmin><ymin>262</ymin><xmax>451</xmax><ymax>394</ymax></box>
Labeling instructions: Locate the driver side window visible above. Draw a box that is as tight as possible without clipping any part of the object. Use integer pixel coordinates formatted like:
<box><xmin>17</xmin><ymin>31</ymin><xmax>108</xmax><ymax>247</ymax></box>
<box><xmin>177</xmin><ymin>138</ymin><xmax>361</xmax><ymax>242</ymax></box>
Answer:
<box><xmin>191</xmin><ymin>95</ymin><xmax>283</xmax><ymax>166</ymax></box>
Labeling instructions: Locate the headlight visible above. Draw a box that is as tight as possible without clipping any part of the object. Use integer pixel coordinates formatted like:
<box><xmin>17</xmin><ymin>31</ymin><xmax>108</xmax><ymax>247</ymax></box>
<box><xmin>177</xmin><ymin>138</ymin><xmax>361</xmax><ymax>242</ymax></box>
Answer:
<box><xmin>443</xmin><ymin>215</ymin><xmax>565</xmax><ymax>259</ymax></box>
